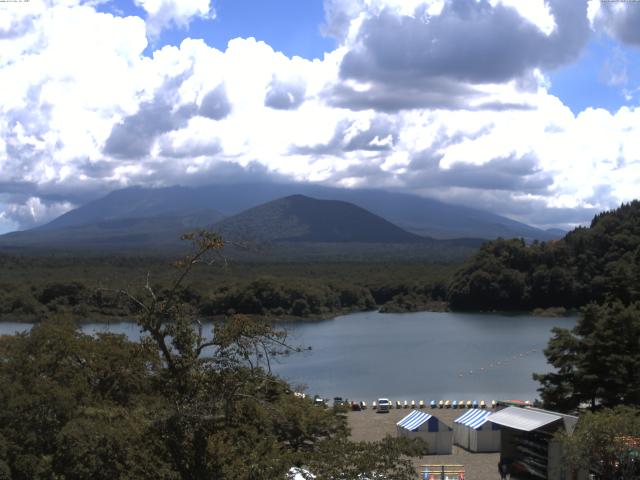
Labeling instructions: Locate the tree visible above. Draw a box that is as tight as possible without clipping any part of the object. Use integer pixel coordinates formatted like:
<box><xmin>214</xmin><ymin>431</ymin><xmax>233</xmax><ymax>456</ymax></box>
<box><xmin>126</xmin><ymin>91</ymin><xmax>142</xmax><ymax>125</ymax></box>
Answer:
<box><xmin>118</xmin><ymin>231</ymin><xmax>420</xmax><ymax>479</ymax></box>
<box><xmin>558</xmin><ymin>406</ymin><xmax>640</xmax><ymax>479</ymax></box>
<box><xmin>0</xmin><ymin>316</ymin><xmax>160</xmax><ymax>479</ymax></box>
<box><xmin>0</xmin><ymin>231</ymin><xmax>423</xmax><ymax>479</ymax></box>
<box><xmin>448</xmin><ymin>201</ymin><xmax>640</xmax><ymax>311</ymax></box>
<box><xmin>534</xmin><ymin>302</ymin><xmax>640</xmax><ymax>411</ymax></box>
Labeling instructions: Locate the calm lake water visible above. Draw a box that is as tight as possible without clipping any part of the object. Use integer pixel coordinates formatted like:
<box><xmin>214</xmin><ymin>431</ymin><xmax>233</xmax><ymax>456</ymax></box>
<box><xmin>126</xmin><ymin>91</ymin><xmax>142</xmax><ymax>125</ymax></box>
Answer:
<box><xmin>0</xmin><ymin>311</ymin><xmax>576</xmax><ymax>403</ymax></box>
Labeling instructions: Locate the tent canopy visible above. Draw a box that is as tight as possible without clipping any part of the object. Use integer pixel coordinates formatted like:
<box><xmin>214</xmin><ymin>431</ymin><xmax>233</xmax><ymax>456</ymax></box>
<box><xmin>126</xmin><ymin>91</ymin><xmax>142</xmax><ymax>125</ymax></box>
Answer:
<box><xmin>397</xmin><ymin>411</ymin><xmax>432</xmax><ymax>432</ymax></box>
<box><xmin>454</xmin><ymin>409</ymin><xmax>492</xmax><ymax>430</ymax></box>
<box><xmin>488</xmin><ymin>406</ymin><xmax>561</xmax><ymax>432</ymax></box>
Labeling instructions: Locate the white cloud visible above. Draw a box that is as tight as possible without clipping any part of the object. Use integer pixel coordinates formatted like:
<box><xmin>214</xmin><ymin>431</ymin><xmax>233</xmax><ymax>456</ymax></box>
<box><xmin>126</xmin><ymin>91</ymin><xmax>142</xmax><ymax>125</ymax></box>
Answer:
<box><xmin>0</xmin><ymin>0</ymin><xmax>639</xmax><ymax>232</ymax></box>
<box><xmin>0</xmin><ymin>197</ymin><xmax>74</xmax><ymax>228</ymax></box>
<box><xmin>594</xmin><ymin>1</ymin><xmax>640</xmax><ymax>46</ymax></box>
<box><xmin>495</xmin><ymin>0</ymin><xmax>556</xmax><ymax>35</ymax></box>
<box><xmin>133</xmin><ymin>0</ymin><xmax>214</xmax><ymax>38</ymax></box>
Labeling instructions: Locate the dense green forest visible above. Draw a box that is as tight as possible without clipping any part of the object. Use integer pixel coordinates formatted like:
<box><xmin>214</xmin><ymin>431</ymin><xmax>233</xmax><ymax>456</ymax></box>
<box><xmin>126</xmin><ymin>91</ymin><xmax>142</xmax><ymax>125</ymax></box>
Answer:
<box><xmin>0</xmin><ymin>254</ymin><xmax>454</xmax><ymax>322</ymax></box>
<box><xmin>448</xmin><ymin>201</ymin><xmax>640</xmax><ymax>311</ymax></box>
<box><xmin>0</xmin><ymin>233</ymin><xmax>427</xmax><ymax>480</ymax></box>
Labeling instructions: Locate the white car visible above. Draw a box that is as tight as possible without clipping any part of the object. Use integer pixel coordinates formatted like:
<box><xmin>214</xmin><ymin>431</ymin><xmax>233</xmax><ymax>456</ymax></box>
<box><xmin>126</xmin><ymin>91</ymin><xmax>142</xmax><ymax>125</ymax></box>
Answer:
<box><xmin>377</xmin><ymin>398</ymin><xmax>391</xmax><ymax>413</ymax></box>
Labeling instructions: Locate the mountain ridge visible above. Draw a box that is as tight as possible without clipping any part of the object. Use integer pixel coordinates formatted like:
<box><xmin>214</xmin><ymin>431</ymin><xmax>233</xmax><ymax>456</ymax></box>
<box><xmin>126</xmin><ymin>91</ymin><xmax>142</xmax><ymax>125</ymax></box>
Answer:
<box><xmin>36</xmin><ymin>182</ymin><xmax>560</xmax><ymax>241</ymax></box>
<box><xmin>0</xmin><ymin>194</ymin><xmax>487</xmax><ymax>261</ymax></box>
<box><xmin>214</xmin><ymin>194</ymin><xmax>424</xmax><ymax>244</ymax></box>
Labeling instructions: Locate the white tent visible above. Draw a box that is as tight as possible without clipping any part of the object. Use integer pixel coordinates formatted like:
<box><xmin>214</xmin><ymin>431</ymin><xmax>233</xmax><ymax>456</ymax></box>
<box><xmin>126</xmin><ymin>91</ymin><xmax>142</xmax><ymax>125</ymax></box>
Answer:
<box><xmin>453</xmin><ymin>409</ymin><xmax>501</xmax><ymax>452</ymax></box>
<box><xmin>396</xmin><ymin>410</ymin><xmax>452</xmax><ymax>455</ymax></box>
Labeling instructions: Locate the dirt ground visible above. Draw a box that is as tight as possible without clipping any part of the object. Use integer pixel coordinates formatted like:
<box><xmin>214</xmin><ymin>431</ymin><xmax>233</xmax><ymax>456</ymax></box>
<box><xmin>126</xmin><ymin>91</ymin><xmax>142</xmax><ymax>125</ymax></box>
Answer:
<box><xmin>347</xmin><ymin>406</ymin><xmax>501</xmax><ymax>480</ymax></box>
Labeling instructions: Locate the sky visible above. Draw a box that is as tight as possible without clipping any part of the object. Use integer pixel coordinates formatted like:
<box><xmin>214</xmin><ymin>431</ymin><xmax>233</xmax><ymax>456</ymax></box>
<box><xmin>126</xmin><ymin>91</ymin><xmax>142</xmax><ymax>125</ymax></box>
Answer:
<box><xmin>1</xmin><ymin>0</ymin><xmax>640</xmax><ymax>234</ymax></box>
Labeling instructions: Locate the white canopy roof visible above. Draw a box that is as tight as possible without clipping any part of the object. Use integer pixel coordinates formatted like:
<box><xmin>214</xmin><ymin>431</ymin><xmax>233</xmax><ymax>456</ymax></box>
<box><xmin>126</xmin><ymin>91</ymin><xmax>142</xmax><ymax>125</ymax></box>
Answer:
<box><xmin>488</xmin><ymin>406</ymin><xmax>561</xmax><ymax>432</ymax></box>
<box><xmin>454</xmin><ymin>409</ymin><xmax>493</xmax><ymax>429</ymax></box>
<box><xmin>397</xmin><ymin>410</ymin><xmax>432</xmax><ymax>431</ymax></box>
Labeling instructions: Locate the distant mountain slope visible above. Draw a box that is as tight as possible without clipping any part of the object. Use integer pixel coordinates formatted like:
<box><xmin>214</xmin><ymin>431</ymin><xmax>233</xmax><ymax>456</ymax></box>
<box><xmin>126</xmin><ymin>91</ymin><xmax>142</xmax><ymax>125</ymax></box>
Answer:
<box><xmin>214</xmin><ymin>195</ymin><xmax>423</xmax><ymax>243</ymax></box>
<box><xmin>0</xmin><ymin>209</ymin><xmax>224</xmax><ymax>251</ymax></box>
<box><xmin>0</xmin><ymin>196</ymin><xmax>485</xmax><ymax>261</ymax></box>
<box><xmin>38</xmin><ymin>183</ymin><xmax>559</xmax><ymax>241</ymax></box>
<box><xmin>545</xmin><ymin>228</ymin><xmax>568</xmax><ymax>237</ymax></box>
<box><xmin>38</xmin><ymin>186</ymin><xmax>218</xmax><ymax>231</ymax></box>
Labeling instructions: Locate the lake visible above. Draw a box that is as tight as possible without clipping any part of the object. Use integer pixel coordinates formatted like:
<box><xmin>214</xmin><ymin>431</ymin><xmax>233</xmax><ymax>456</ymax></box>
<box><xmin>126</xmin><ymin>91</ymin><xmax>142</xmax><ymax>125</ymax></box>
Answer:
<box><xmin>0</xmin><ymin>311</ymin><xmax>576</xmax><ymax>403</ymax></box>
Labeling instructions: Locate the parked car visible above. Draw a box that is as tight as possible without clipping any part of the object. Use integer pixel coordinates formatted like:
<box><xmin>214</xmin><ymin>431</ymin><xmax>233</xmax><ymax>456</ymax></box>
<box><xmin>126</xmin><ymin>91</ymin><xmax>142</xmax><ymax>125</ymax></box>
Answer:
<box><xmin>377</xmin><ymin>398</ymin><xmax>391</xmax><ymax>413</ymax></box>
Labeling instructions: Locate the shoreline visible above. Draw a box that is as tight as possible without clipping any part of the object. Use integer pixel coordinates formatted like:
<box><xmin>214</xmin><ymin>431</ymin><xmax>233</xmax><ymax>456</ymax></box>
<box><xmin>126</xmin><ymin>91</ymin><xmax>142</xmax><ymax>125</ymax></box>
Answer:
<box><xmin>0</xmin><ymin>303</ymin><xmax>579</xmax><ymax>325</ymax></box>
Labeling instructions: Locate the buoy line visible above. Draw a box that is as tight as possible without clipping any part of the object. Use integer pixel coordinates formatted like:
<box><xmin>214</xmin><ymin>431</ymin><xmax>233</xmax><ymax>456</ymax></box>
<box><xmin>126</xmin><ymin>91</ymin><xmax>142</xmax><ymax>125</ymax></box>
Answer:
<box><xmin>456</xmin><ymin>348</ymin><xmax>539</xmax><ymax>378</ymax></box>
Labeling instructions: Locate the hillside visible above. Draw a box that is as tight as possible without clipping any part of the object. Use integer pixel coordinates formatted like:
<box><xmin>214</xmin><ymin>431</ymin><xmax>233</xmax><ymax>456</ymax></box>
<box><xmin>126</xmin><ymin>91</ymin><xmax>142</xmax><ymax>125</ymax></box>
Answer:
<box><xmin>0</xmin><ymin>210</ymin><xmax>225</xmax><ymax>252</ymax></box>
<box><xmin>214</xmin><ymin>194</ymin><xmax>423</xmax><ymax>243</ymax></box>
<box><xmin>36</xmin><ymin>183</ymin><xmax>560</xmax><ymax>241</ymax></box>
<box><xmin>0</xmin><ymin>195</ymin><xmax>485</xmax><ymax>261</ymax></box>
<box><xmin>448</xmin><ymin>200</ymin><xmax>640</xmax><ymax>311</ymax></box>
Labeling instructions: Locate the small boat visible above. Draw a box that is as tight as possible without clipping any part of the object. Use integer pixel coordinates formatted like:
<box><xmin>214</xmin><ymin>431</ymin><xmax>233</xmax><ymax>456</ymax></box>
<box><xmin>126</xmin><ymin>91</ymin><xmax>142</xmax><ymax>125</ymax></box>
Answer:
<box><xmin>480</xmin><ymin>400</ymin><xmax>486</xmax><ymax>409</ymax></box>
<box><xmin>472</xmin><ymin>400</ymin><xmax>478</xmax><ymax>409</ymax></box>
<box><xmin>372</xmin><ymin>401</ymin><xmax>377</xmax><ymax>409</ymax></box>
<box><xmin>466</xmin><ymin>400</ymin><xmax>472</xmax><ymax>408</ymax></box>
<box><xmin>430</xmin><ymin>400</ymin><xmax>436</xmax><ymax>408</ymax></box>
<box><xmin>452</xmin><ymin>400</ymin><xmax>458</xmax><ymax>409</ymax></box>
<box><xmin>403</xmin><ymin>400</ymin><xmax>408</xmax><ymax>409</ymax></box>
<box><xmin>411</xmin><ymin>400</ymin><xmax>416</xmax><ymax>409</ymax></box>
<box><xmin>445</xmin><ymin>400</ymin><xmax>451</xmax><ymax>408</ymax></box>
<box><xmin>396</xmin><ymin>400</ymin><xmax>402</xmax><ymax>409</ymax></box>
<box><xmin>491</xmin><ymin>400</ymin><xmax>497</xmax><ymax>409</ymax></box>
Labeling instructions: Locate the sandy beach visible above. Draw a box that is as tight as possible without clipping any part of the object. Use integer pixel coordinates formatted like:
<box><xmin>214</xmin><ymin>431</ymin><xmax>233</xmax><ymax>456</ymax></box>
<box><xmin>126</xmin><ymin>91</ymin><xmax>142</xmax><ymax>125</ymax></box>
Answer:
<box><xmin>347</xmin><ymin>406</ymin><xmax>500</xmax><ymax>480</ymax></box>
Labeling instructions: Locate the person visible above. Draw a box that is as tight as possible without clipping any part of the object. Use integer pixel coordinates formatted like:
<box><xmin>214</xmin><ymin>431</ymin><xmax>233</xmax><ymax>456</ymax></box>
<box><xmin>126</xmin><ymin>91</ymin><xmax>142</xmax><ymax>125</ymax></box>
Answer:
<box><xmin>498</xmin><ymin>459</ymin><xmax>509</xmax><ymax>480</ymax></box>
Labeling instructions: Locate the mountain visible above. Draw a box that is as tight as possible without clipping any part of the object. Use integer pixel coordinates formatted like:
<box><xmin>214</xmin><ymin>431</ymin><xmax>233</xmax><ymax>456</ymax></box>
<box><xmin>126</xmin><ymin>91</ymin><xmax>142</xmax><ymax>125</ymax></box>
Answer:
<box><xmin>0</xmin><ymin>195</ymin><xmax>486</xmax><ymax>261</ymax></box>
<box><xmin>0</xmin><ymin>209</ymin><xmax>225</xmax><ymax>252</ymax></box>
<box><xmin>545</xmin><ymin>228</ymin><xmax>568</xmax><ymax>237</ymax></box>
<box><xmin>38</xmin><ymin>183</ymin><xmax>559</xmax><ymax>241</ymax></box>
<box><xmin>214</xmin><ymin>195</ymin><xmax>423</xmax><ymax>243</ymax></box>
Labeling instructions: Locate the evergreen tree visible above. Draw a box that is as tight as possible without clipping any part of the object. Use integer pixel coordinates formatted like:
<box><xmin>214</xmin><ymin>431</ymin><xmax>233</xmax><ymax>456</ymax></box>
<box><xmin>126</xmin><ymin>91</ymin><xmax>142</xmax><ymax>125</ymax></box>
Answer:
<box><xmin>534</xmin><ymin>302</ymin><xmax>640</xmax><ymax>411</ymax></box>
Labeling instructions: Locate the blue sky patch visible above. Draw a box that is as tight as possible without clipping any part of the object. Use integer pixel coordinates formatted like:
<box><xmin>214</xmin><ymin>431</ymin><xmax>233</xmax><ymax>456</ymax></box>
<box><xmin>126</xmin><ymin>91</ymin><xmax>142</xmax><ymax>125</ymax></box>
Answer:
<box><xmin>98</xmin><ymin>0</ymin><xmax>335</xmax><ymax>59</ymax></box>
<box><xmin>548</xmin><ymin>36</ymin><xmax>640</xmax><ymax>115</ymax></box>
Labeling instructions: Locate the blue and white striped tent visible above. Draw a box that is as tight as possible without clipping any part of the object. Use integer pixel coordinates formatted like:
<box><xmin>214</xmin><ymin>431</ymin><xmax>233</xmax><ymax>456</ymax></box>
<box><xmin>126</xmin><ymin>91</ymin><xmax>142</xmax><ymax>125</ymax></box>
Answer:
<box><xmin>453</xmin><ymin>409</ymin><xmax>501</xmax><ymax>452</ymax></box>
<box><xmin>455</xmin><ymin>409</ymin><xmax>493</xmax><ymax>429</ymax></box>
<box><xmin>397</xmin><ymin>410</ymin><xmax>432</xmax><ymax>431</ymax></box>
<box><xmin>397</xmin><ymin>411</ymin><xmax>452</xmax><ymax>454</ymax></box>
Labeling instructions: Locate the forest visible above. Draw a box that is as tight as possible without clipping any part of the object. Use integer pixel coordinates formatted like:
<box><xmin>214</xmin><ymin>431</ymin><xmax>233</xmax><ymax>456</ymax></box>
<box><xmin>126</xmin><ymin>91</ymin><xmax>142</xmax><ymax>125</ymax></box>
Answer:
<box><xmin>0</xmin><ymin>233</ymin><xmax>428</xmax><ymax>480</ymax></box>
<box><xmin>0</xmin><ymin>254</ymin><xmax>454</xmax><ymax>323</ymax></box>
<box><xmin>4</xmin><ymin>201</ymin><xmax>639</xmax><ymax>324</ymax></box>
<box><xmin>448</xmin><ymin>200</ymin><xmax>640</xmax><ymax>311</ymax></box>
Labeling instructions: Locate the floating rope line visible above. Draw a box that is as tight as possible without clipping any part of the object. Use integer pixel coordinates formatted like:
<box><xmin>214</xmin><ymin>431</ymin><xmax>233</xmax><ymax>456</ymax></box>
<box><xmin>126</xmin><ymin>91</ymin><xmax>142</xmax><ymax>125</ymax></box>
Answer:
<box><xmin>457</xmin><ymin>349</ymin><xmax>540</xmax><ymax>378</ymax></box>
